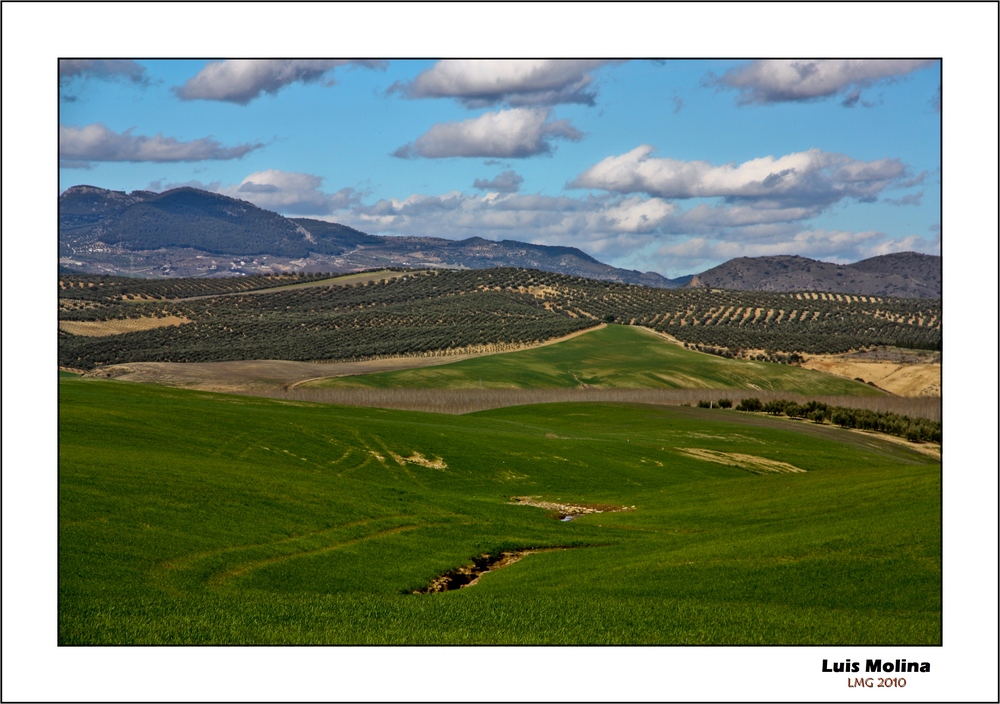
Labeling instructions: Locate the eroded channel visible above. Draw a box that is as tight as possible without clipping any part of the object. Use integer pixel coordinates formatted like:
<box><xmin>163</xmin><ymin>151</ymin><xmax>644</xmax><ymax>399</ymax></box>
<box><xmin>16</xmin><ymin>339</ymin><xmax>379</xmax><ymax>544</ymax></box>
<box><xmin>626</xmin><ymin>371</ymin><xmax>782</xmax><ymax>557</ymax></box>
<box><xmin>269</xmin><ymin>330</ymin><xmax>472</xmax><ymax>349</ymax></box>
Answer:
<box><xmin>414</xmin><ymin>497</ymin><xmax>634</xmax><ymax>593</ymax></box>
<box><xmin>414</xmin><ymin>548</ymin><xmax>567</xmax><ymax>594</ymax></box>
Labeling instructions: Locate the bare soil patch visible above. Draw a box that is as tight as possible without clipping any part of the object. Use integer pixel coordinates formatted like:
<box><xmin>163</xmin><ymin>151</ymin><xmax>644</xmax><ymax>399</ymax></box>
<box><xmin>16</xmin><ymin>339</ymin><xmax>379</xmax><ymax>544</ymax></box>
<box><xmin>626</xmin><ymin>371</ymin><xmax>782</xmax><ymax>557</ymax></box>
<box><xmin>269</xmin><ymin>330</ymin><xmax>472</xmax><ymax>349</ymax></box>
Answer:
<box><xmin>510</xmin><ymin>496</ymin><xmax>635</xmax><ymax>520</ymax></box>
<box><xmin>82</xmin><ymin>359</ymin><xmax>341</xmax><ymax>391</ymax></box>
<box><xmin>844</xmin><ymin>428</ymin><xmax>941</xmax><ymax>460</ymax></box>
<box><xmin>60</xmin><ymin>315</ymin><xmax>192</xmax><ymax>337</ymax></box>
<box><xmin>679</xmin><ymin>448</ymin><xmax>806</xmax><ymax>474</ymax></box>
<box><xmin>387</xmin><ymin>451</ymin><xmax>447</xmax><ymax>470</ymax></box>
<box><xmin>801</xmin><ymin>355</ymin><xmax>940</xmax><ymax>397</ymax></box>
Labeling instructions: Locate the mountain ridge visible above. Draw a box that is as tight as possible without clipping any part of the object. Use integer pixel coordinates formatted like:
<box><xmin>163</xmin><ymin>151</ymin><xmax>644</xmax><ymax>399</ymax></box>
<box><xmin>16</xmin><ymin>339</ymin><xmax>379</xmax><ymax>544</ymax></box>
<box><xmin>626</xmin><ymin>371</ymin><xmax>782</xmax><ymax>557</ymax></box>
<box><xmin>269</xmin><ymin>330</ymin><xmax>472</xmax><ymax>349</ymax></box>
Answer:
<box><xmin>59</xmin><ymin>185</ymin><xmax>680</xmax><ymax>287</ymax></box>
<box><xmin>689</xmin><ymin>253</ymin><xmax>940</xmax><ymax>298</ymax></box>
<box><xmin>59</xmin><ymin>185</ymin><xmax>939</xmax><ymax>296</ymax></box>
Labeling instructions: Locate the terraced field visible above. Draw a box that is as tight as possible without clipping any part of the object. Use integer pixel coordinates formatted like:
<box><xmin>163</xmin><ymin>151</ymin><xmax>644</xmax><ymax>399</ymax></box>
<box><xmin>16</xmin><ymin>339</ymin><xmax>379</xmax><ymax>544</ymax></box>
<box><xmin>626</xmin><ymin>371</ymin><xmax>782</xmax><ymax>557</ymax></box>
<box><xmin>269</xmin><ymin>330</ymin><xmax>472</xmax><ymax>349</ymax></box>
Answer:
<box><xmin>59</xmin><ymin>377</ymin><xmax>940</xmax><ymax>644</ymax></box>
<box><xmin>307</xmin><ymin>324</ymin><xmax>881</xmax><ymax>395</ymax></box>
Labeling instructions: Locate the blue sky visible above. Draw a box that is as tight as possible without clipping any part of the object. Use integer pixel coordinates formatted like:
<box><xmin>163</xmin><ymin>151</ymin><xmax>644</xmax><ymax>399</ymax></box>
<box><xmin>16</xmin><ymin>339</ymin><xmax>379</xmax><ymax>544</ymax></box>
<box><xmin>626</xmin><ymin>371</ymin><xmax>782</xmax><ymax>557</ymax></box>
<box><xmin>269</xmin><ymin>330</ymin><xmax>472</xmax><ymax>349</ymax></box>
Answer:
<box><xmin>59</xmin><ymin>59</ymin><xmax>940</xmax><ymax>277</ymax></box>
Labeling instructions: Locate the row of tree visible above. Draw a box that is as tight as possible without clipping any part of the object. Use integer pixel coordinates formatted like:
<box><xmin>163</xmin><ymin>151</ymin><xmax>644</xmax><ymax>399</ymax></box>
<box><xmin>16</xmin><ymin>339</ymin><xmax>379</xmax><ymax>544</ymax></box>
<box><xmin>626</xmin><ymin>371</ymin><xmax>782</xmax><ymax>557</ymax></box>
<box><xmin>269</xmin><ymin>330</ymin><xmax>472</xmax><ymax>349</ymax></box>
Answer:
<box><xmin>717</xmin><ymin>397</ymin><xmax>941</xmax><ymax>443</ymax></box>
<box><xmin>59</xmin><ymin>267</ymin><xmax>941</xmax><ymax>367</ymax></box>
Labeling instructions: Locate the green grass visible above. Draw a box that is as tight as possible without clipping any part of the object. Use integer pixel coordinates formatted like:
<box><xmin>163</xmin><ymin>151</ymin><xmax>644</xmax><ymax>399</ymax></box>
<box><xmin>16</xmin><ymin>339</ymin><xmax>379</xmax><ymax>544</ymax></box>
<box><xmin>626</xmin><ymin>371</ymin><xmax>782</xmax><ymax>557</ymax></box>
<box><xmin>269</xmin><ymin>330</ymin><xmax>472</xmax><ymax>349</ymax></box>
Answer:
<box><xmin>59</xmin><ymin>377</ymin><xmax>939</xmax><ymax>644</ymax></box>
<box><xmin>307</xmin><ymin>324</ymin><xmax>881</xmax><ymax>395</ymax></box>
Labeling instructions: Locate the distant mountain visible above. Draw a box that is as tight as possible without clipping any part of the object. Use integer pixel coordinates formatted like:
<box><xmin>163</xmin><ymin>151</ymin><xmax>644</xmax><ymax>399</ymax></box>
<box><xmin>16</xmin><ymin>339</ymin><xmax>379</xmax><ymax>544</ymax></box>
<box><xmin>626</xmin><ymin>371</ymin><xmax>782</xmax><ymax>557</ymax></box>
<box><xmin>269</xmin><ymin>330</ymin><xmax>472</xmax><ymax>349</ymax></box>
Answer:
<box><xmin>59</xmin><ymin>185</ymin><xmax>681</xmax><ymax>287</ymax></box>
<box><xmin>59</xmin><ymin>185</ymin><xmax>354</xmax><ymax>258</ymax></box>
<box><xmin>688</xmin><ymin>253</ymin><xmax>940</xmax><ymax>298</ymax></box>
<box><xmin>59</xmin><ymin>185</ymin><xmax>939</xmax><ymax>297</ymax></box>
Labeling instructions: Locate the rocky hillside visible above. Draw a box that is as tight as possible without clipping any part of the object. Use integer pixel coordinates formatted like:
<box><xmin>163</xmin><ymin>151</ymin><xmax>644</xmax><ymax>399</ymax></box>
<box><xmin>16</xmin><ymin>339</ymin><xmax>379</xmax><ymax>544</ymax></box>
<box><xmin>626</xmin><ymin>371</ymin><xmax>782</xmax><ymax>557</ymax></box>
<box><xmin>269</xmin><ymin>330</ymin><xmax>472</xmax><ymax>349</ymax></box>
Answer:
<box><xmin>689</xmin><ymin>253</ymin><xmax>940</xmax><ymax>298</ymax></box>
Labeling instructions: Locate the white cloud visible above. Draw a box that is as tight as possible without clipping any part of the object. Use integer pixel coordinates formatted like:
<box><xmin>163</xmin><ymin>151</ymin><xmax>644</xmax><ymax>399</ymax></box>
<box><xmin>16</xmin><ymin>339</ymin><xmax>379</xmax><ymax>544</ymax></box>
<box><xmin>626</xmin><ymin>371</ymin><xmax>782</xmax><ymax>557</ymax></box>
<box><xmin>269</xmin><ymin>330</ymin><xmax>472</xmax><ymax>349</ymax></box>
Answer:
<box><xmin>175</xmin><ymin>59</ymin><xmax>387</xmax><ymax>104</ymax></box>
<box><xmin>59</xmin><ymin>123</ymin><xmax>263</xmax><ymax>165</ymax></box>
<box><xmin>674</xmin><ymin>203</ymin><xmax>820</xmax><ymax>229</ymax></box>
<box><xmin>473</xmin><ymin>170</ymin><xmax>524</xmax><ymax>193</ymax></box>
<box><xmin>571</xmin><ymin>145</ymin><xmax>911</xmax><ymax>208</ymax></box>
<box><xmin>601</xmin><ymin>197</ymin><xmax>678</xmax><ymax>234</ymax></box>
<box><xmin>329</xmin><ymin>191</ymin><xmax>677</xmax><ymax>263</ymax></box>
<box><xmin>154</xmin><ymin>167</ymin><xmax>936</xmax><ymax>278</ymax></box>
<box><xmin>329</xmin><ymin>190</ymin><xmax>674</xmax><ymax>265</ymax></box>
<box><xmin>331</xmin><ymin>188</ymin><xmax>936</xmax><ymax>277</ymax></box>
<box><xmin>59</xmin><ymin>59</ymin><xmax>148</xmax><ymax>84</ymax></box>
<box><xmin>710</xmin><ymin>59</ymin><xmax>938</xmax><ymax>105</ymax></box>
<box><xmin>394</xmin><ymin>108</ymin><xmax>582</xmax><ymax>159</ymax></box>
<box><xmin>391</xmin><ymin>59</ymin><xmax>620</xmax><ymax>107</ymax></box>
<box><xmin>215</xmin><ymin>170</ymin><xmax>361</xmax><ymax>216</ymax></box>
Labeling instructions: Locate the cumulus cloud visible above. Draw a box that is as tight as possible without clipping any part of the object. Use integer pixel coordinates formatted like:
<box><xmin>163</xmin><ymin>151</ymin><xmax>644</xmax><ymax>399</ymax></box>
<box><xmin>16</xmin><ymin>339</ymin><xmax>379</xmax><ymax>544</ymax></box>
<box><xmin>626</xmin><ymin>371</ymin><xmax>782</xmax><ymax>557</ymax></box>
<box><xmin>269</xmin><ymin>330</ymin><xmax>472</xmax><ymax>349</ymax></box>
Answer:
<box><xmin>709</xmin><ymin>59</ymin><xmax>937</xmax><ymax>105</ymax></box>
<box><xmin>59</xmin><ymin>59</ymin><xmax>148</xmax><ymax>85</ymax></box>
<box><xmin>324</xmin><ymin>191</ymin><xmax>679</xmax><ymax>268</ymax></box>
<box><xmin>147</xmin><ymin>170</ymin><xmax>361</xmax><ymax>217</ymax></box>
<box><xmin>394</xmin><ymin>108</ymin><xmax>582</xmax><ymax>159</ymax></box>
<box><xmin>152</xmin><ymin>162</ymin><xmax>935</xmax><ymax>277</ymax></box>
<box><xmin>213</xmin><ymin>170</ymin><xmax>362</xmax><ymax>216</ymax></box>
<box><xmin>59</xmin><ymin>123</ymin><xmax>263</xmax><ymax>166</ymax></box>
<box><xmin>175</xmin><ymin>59</ymin><xmax>387</xmax><ymax>104</ymax></box>
<box><xmin>329</xmin><ymin>187</ymin><xmax>937</xmax><ymax>276</ymax></box>
<box><xmin>473</xmin><ymin>170</ymin><xmax>524</xmax><ymax>193</ymax></box>
<box><xmin>390</xmin><ymin>59</ymin><xmax>620</xmax><ymax>108</ymax></box>
<box><xmin>570</xmin><ymin>145</ymin><xmax>911</xmax><ymax>209</ymax></box>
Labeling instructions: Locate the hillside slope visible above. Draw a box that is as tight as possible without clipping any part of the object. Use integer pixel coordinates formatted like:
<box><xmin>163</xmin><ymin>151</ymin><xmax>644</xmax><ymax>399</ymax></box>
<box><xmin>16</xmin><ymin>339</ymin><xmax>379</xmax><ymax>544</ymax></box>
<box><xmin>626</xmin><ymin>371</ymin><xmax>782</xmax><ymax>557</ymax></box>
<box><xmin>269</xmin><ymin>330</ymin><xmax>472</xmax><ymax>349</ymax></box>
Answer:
<box><xmin>58</xmin><ymin>268</ymin><xmax>942</xmax><ymax>370</ymax></box>
<box><xmin>689</xmin><ymin>253</ymin><xmax>940</xmax><ymax>298</ymax></box>
<box><xmin>309</xmin><ymin>324</ymin><xmax>880</xmax><ymax>396</ymax></box>
<box><xmin>59</xmin><ymin>377</ymin><xmax>941</xmax><ymax>644</ymax></box>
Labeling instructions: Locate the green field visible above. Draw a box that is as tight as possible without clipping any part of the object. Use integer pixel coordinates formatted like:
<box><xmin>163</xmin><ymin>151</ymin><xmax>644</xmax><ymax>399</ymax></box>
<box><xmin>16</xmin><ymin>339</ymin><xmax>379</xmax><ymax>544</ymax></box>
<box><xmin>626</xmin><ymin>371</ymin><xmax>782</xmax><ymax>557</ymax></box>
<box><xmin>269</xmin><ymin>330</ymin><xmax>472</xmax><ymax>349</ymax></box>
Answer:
<box><xmin>307</xmin><ymin>324</ymin><xmax>881</xmax><ymax>395</ymax></box>
<box><xmin>59</xmin><ymin>377</ymin><xmax>939</xmax><ymax>644</ymax></box>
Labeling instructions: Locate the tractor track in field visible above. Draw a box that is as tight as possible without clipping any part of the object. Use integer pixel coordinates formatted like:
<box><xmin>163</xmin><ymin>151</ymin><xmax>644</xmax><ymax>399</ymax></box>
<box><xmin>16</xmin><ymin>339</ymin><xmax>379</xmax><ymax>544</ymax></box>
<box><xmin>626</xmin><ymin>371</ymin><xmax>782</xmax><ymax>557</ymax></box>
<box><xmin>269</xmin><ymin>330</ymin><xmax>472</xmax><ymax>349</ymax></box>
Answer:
<box><xmin>206</xmin><ymin>524</ymin><xmax>427</xmax><ymax>586</ymax></box>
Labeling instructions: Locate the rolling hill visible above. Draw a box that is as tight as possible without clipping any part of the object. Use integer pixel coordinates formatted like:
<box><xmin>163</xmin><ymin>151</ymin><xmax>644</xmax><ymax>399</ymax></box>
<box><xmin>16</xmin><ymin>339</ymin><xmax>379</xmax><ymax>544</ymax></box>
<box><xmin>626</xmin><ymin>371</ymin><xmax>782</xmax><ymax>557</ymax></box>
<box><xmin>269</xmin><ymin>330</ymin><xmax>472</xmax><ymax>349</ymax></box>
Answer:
<box><xmin>58</xmin><ymin>267</ymin><xmax>942</xmax><ymax>371</ymax></box>
<box><xmin>307</xmin><ymin>324</ymin><xmax>881</xmax><ymax>395</ymax></box>
<box><xmin>688</xmin><ymin>253</ymin><xmax>941</xmax><ymax>298</ymax></box>
<box><xmin>59</xmin><ymin>376</ymin><xmax>941</xmax><ymax>644</ymax></box>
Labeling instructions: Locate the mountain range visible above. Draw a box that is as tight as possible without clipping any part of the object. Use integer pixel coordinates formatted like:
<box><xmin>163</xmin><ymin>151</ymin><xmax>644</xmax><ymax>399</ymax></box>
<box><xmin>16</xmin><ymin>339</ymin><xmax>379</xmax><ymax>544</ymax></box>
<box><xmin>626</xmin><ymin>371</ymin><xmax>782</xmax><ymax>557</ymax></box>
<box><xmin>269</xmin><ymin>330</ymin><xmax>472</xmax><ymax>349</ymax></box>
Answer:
<box><xmin>59</xmin><ymin>185</ymin><xmax>940</xmax><ymax>297</ymax></box>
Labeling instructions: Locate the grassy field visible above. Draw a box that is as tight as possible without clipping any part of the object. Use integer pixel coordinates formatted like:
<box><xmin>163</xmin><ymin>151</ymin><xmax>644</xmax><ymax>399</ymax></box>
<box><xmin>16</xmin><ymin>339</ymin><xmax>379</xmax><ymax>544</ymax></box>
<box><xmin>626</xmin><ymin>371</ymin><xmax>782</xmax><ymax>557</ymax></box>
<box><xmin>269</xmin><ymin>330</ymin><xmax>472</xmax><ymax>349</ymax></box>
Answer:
<box><xmin>306</xmin><ymin>324</ymin><xmax>882</xmax><ymax>395</ymax></box>
<box><xmin>59</xmin><ymin>377</ymin><xmax>939</xmax><ymax>644</ymax></box>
